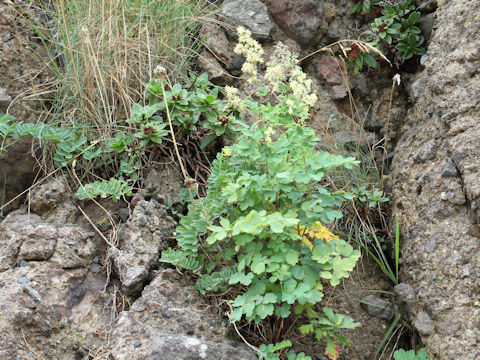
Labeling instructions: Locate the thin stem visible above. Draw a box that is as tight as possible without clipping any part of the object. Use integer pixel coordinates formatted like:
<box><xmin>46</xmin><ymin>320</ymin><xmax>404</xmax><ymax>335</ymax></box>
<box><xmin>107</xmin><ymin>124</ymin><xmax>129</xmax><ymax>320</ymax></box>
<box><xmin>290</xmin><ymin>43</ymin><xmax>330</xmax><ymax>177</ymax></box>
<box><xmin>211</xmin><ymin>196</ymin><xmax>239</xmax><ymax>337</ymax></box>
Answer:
<box><xmin>264</xmin><ymin>140</ymin><xmax>269</xmax><ymax>177</ymax></box>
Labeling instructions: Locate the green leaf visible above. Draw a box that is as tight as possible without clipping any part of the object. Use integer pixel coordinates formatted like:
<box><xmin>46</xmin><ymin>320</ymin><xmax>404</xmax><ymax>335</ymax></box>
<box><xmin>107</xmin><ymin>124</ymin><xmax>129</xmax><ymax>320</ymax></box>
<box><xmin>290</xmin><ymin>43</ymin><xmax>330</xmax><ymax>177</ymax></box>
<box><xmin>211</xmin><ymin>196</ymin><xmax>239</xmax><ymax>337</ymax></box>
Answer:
<box><xmin>325</xmin><ymin>337</ymin><xmax>340</xmax><ymax>360</ymax></box>
<box><xmin>312</xmin><ymin>244</ymin><xmax>333</xmax><ymax>264</ymax></box>
<box><xmin>251</xmin><ymin>260</ymin><xmax>266</xmax><ymax>274</ymax></box>
<box><xmin>363</xmin><ymin>53</ymin><xmax>378</xmax><ymax>69</ymax></box>
<box><xmin>350</xmin><ymin>1</ymin><xmax>363</xmax><ymax>14</ymax></box>
<box><xmin>255</xmin><ymin>303</ymin><xmax>274</xmax><ymax>319</ymax></box>
<box><xmin>230</xmin><ymin>307</ymin><xmax>243</xmax><ymax>322</ymax></box>
<box><xmin>407</xmin><ymin>11</ymin><xmax>421</xmax><ymax>26</ymax></box>
<box><xmin>285</xmin><ymin>249</ymin><xmax>299</xmax><ymax>265</ymax></box>
<box><xmin>275</xmin><ymin>302</ymin><xmax>291</xmax><ymax>318</ymax></box>
<box><xmin>200</xmin><ymin>133</ymin><xmax>218</xmax><ymax>149</ymax></box>
<box><xmin>229</xmin><ymin>271</ymin><xmax>254</xmax><ymax>285</ymax></box>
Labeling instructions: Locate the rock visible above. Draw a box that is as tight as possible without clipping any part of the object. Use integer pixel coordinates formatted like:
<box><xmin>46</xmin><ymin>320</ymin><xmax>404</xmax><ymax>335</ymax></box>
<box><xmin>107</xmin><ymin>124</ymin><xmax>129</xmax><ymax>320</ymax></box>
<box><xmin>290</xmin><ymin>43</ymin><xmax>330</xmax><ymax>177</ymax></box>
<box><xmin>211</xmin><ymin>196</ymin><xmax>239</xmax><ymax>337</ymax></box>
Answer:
<box><xmin>123</xmin><ymin>267</ymin><xmax>148</xmax><ymax>294</ymax></box>
<box><xmin>0</xmin><ymin>87</ymin><xmax>11</xmax><ymax>111</ymax></box>
<box><xmin>49</xmin><ymin>225</ymin><xmax>97</xmax><ymax>269</ymax></box>
<box><xmin>222</xmin><ymin>0</ymin><xmax>272</xmax><ymax>40</ymax></box>
<box><xmin>410</xmin><ymin>76</ymin><xmax>427</xmax><ymax>99</ymax></box>
<box><xmin>412</xmin><ymin>140</ymin><xmax>437</xmax><ymax>163</ymax></box>
<box><xmin>267</xmin><ymin>0</ymin><xmax>323</xmax><ymax>46</ymax></box>
<box><xmin>438</xmin><ymin>319</ymin><xmax>462</xmax><ymax>336</ymax></box>
<box><xmin>330</xmin><ymin>84</ymin><xmax>348</xmax><ymax>100</ymax></box>
<box><xmin>414</xmin><ymin>312</ymin><xmax>435</xmax><ymax>335</ymax></box>
<box><xmin>394</xmin><ymin>283</ymin><xmax>416</xmax><ymax>305</ymax></box>
<box><xmin>29</xmin><ymin>176</ymin><xmax>71</xmax><ymax>216</ymax></box>
<box><xmin>441</xmin><ymin>159</ymin><xmax>458</xmax><ymax>177</ymax></box>
<box><xmin>389</xmin><ymin>1</ymin><xmax>480</xmax><ymax>356</ymax></box>
<box><xmin>361</xmin><ymin>295</ymin><xmax>395</xmax><ymax>320</ymax></box>
<box><xmin>315</xmin><ymin>55</ymin><xmax>343</xmax><ymax>85</ymax></box>
<box><xmin>140</xmin><ymin>163</ymin><xmax>183</xmax><ymax>205</ymax></box>
<box><xmin>333</xmin><ymin>130</ymin><xmax>376</xmax><ymax>149</ymax></box>
<box><xmin>415</xmin><ymin>0</ymin><xmax>438</xmax><ymax>13</ymax></box>
<box><xmin>197</xmin><ymin>50</ymin><xmax>232</xmax><ymax>86</ymax></box>
<box><xmin>394</xmin><ymin>283</ymin><xmax>416</xmax><ymax>316</ymax></box>
<box><xmin>17</xmin><ymin>224</ymin><xmax>56</xmax><ymax>262</ymax></box>
<box><xmin>110</xmin><ymin>269</ymin><xmax>256</xmax><ymax>359</ymax></box>
<box><xmin>201</xmin><ymin>24</ymin><xmax>234</xmax><ymax>69</ymax></box>
<box><xmin>232</xmin><ymin>54</ymin><xmax>246</xmax><ymax>72</ymax></box>
<box><xmin>0</xmin><ymin>262</ymin><xmax>112</xmax><ymax>359</ymax></box>
<box><xmin>0</xmin><ymin>212</ymin><xmax>46</xmax><ymax>271</ymax></box>
<box><xmin>135</xmin><ymin>335</ymin><xmax>256</xmax><ymax>360</ymax></box>
<box><xmin>424</xmin><ymin>237</ymin><xmax>437</xmax><ymax>252</ymax></box>
<box><xmin>111</xmin><ymin>200</ymin><xmax>176</xmax><ymax>295</ymax></box>
<box><xmin>314</xmin><ymin>55</ymin><xmax>348</xmax><ymax>100</ymax></box>
<box><xmin>0</xmin><ymin>2</ymin><xmax>49</xmax><ymax>214</ymax></box>
<box><xmin>420</xmin><ymin>12</ymin><xmax>435</xmax><ymax>44</ymax></box>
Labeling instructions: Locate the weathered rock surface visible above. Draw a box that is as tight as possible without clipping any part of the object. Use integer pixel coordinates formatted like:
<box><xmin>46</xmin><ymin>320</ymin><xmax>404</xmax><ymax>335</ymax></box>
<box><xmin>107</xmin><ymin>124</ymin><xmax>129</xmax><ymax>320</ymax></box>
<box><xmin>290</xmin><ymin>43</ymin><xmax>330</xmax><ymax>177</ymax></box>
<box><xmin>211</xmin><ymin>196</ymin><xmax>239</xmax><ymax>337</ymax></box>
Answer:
<box><xmin>0</xmin><ymin>263</ymin><xmax>111</xmax><ymax>359</ymax></box>
<box><xmin>222</xmin><ymin>0</ymin><xmax>273</xmax><ymax>39</ymax></box>
<box><xmin>110</xmin><ymin>269</ymin><xmax>256</xmax><ymax>359</ymax></box>
<box><xmin>111</xmin><ymin>199</ymin><xmax>176</xmax><ymax>295</ymax></box>
<box><xmin>314</xmin><ymin>54</ymin><xmax>349</xmax><ymax>100</ymax></box>
<box><xmin>0</xmin><ymin>171</ymin><xmax>249</xmax><ymax>359</ymax></box>
<box><xmin>201</xmin><ymin>23</ymin><xmax>235</xmax><ymax>70</ymax></box>
<box><xmin>389</xmin><ymin>0</ymin><xmax>480</xmax><ymax>358</ymax></box>
<box><xmin>0</xmin><ymin>87</ymin><xmax>11</xmax><ymax>111</ymax></box>
<box><xmin>198</xmin><ymin>50</ymin><xmax>233</xmax><ymax>86</ymax></box>
<box><xmin>267</xmin><ymin>0</ymin><xmax>324</xmax><ymax>46</ymax></box>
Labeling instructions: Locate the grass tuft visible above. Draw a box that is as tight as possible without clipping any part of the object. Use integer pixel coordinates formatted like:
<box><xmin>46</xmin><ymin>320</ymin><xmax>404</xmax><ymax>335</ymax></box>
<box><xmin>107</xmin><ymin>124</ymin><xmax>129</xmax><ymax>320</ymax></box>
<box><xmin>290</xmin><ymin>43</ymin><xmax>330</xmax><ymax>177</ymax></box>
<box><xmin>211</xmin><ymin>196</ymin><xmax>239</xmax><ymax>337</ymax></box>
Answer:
<box><xmin>14</xmin><ymin>0</ymin><xmax>211</xmax><ymax>146</ymax></box>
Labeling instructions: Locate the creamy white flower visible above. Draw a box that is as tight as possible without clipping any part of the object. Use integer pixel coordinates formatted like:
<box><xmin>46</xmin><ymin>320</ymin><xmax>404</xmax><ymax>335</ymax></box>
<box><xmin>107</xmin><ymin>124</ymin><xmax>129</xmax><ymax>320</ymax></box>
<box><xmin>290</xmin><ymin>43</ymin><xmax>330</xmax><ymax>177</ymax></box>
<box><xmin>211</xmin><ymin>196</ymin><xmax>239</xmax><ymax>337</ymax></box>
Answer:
<box><xmin>234</xmin><ymin>26</ymin><xmax>264</xmax><ymax>83</ymax></box>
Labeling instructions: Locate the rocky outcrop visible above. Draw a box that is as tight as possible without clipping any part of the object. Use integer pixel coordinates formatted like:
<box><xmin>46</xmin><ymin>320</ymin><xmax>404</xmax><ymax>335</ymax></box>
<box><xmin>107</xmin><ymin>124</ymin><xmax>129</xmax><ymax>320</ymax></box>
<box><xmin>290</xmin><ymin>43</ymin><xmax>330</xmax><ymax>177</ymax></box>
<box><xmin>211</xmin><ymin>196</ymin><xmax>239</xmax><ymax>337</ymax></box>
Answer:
<box><xmin>389</xmin><ymin>0</ymin><xmax>480</xmax><ymax>358</ymax></box>
<box><xmin>0</xmin><ymin>175</ymin><xmax>253</xmax><ymax>359</ymax></box>
<box><xmin>110</xmin><ymin>269</ymin><xmax>255</xmax><ymax>360</ymax></box>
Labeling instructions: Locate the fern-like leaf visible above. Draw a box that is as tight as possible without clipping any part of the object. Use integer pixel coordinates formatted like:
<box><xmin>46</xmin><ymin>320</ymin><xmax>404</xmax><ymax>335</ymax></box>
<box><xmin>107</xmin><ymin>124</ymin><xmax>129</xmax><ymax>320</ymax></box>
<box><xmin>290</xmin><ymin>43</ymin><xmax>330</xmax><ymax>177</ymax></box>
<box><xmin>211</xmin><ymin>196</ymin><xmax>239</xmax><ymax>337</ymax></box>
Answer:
<box><xmin>159</xmin><ymin>248</ymin><xmax>203</xmax><ymax>274</ymax></box>
<box><xmin>195</xmin><ymin>267</ymin><xmax>236</xmax><ymax>294</ymax></box>
<box><xmin>75</xmin><ymin>178</ymin><xmax>133</xmax><ymax>202</ymax></box>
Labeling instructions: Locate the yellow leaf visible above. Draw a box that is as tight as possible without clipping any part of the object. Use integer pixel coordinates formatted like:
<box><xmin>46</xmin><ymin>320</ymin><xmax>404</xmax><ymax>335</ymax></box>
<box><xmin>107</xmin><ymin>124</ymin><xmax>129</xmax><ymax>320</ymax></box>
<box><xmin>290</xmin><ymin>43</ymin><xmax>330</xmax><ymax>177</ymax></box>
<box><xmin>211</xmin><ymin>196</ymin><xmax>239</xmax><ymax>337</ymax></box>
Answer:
<box><xmin>302</xmin><ymin>236</ymin><xmax>314</xmax><ymax>251</ymax></box>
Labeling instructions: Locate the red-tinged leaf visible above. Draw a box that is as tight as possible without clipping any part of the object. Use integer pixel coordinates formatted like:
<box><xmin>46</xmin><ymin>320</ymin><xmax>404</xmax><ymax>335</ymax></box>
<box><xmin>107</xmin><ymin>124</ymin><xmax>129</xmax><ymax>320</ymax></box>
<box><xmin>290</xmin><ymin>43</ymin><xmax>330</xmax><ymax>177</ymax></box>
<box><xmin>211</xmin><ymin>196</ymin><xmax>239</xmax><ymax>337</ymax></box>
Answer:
<box><xmin>326</xmin><ymin>338</ymin><xmax>341</xmax><ymax>360</ymax></box>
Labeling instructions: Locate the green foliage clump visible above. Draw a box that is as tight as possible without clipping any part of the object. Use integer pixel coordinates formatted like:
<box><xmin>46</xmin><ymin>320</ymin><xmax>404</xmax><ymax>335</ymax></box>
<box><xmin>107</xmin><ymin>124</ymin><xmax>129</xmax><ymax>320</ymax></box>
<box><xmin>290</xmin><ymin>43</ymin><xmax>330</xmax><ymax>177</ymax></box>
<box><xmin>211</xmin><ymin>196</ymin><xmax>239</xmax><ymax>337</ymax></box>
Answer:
<box><xmin>394</xmin><ymin>349</ymin><xmax>430</xmax><ymax>360</ymax></box>
<box><xmin>0</xmin><ymin>74</ymin><xmax>237</xmax><ymax>202</ymax></box>
<box><xmin>349</xmin><ymin>0</ymin><xmax>425</xmax><ymax>73</ymax></box>
<box><xmin>161</xmin><ymin>32</ymin><xmax>361</xmax><ymax>360</ymax></box>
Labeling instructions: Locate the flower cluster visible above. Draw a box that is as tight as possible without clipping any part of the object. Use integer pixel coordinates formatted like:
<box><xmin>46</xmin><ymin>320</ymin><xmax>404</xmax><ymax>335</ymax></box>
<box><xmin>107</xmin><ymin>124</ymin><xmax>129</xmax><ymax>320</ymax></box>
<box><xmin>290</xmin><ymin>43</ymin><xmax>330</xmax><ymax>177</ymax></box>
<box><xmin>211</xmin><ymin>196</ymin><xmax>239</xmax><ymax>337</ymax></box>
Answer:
<box><xmin>264</xmin><ymin>42</ymin><xmax>297</xmax><ymax>91</ymax></box>
<box><xmin>264</xmin><ymin>126</ymin><xmax>274</xmax><ymax>143</ymax></box>
<box><xmin>265</xmin><ymin>42</ymin><xmax>317</xmax><ymax>119</ymax></box>
<box><xmin>224</xmin><ymin>85</ymin><xmax>244</xmax><ymax>110</ymax></box>
<box><xmin>289</xmin><ymin>67</ymin><xmax>318</xmax><ymax>119</ymax></box>
<box><xmin>234</xmin><ymin>26</ymin><xmax>264</xmax><ymax>84</ymax></box>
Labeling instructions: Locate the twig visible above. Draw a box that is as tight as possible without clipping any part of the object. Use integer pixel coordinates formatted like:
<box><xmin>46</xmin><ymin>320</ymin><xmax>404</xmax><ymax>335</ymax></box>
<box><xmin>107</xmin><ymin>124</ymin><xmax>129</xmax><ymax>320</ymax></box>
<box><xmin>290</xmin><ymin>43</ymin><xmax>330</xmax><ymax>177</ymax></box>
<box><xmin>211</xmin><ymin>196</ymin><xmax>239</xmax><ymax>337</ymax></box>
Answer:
<box><xmin>224</xmin><ymin>301</ymin><xmax>262</xmax><ymax>356</ymax></box>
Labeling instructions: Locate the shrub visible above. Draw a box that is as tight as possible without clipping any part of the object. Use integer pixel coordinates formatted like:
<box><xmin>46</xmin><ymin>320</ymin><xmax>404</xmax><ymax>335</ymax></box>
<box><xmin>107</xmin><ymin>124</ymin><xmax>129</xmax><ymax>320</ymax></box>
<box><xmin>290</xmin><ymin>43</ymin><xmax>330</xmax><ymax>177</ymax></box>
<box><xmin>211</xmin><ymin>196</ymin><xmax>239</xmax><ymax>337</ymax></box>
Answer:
<box><xmin>349</xmin><ymin>0</ymin><xmax>425</xmax><ymax>72</ymax></box>
<box><xmin>161</xmin><ymin>27</ymin><xmax>361</xmax><ymax>360</ymax></box>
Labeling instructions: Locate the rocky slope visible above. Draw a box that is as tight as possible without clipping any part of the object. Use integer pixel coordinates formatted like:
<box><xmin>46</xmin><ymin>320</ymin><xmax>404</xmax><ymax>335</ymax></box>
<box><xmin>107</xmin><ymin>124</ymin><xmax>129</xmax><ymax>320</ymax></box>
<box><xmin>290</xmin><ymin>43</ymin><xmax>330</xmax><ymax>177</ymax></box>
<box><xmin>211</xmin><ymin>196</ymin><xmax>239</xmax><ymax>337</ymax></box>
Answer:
<box><xmin>1</xmin><ymin>0</ymin><xmax>479</xmax><ymax>359</ymax></box>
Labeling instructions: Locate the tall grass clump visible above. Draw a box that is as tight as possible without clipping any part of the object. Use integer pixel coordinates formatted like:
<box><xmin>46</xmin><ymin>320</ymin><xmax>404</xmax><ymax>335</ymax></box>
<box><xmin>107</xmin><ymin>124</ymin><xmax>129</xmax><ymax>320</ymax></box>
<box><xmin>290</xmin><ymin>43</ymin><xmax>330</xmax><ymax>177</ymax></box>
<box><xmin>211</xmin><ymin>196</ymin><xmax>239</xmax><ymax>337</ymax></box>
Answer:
<box><xmin>16</xmin><ymin>0</ymin><xmax>209</xmax><ymax>145</ymax></box>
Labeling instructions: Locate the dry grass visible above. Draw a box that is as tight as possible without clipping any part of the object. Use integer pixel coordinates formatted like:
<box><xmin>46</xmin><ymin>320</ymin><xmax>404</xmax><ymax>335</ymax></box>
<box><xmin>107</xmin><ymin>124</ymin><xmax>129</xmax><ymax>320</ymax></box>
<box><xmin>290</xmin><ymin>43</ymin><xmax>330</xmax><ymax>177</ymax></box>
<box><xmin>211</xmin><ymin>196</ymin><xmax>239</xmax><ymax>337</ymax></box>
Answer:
<box><xmin>14</xmin><ymin>0</ymin><xmax>213</xmax><ymax>139</ymax></box>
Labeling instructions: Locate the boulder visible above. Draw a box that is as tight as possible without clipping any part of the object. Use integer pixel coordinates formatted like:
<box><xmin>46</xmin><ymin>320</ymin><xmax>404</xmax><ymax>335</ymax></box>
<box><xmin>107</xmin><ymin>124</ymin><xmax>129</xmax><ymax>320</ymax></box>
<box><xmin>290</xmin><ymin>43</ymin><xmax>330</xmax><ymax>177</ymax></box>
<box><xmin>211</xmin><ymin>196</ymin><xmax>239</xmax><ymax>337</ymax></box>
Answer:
<box><xmin>389</xmin><ymin>0</ymin><xmax>480</xmax><ymax>358</ymax></box>
<box><xmin>222</xmin><ymin>0</ymin><xmax>273</xmax><ymax>40</ymax></box>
